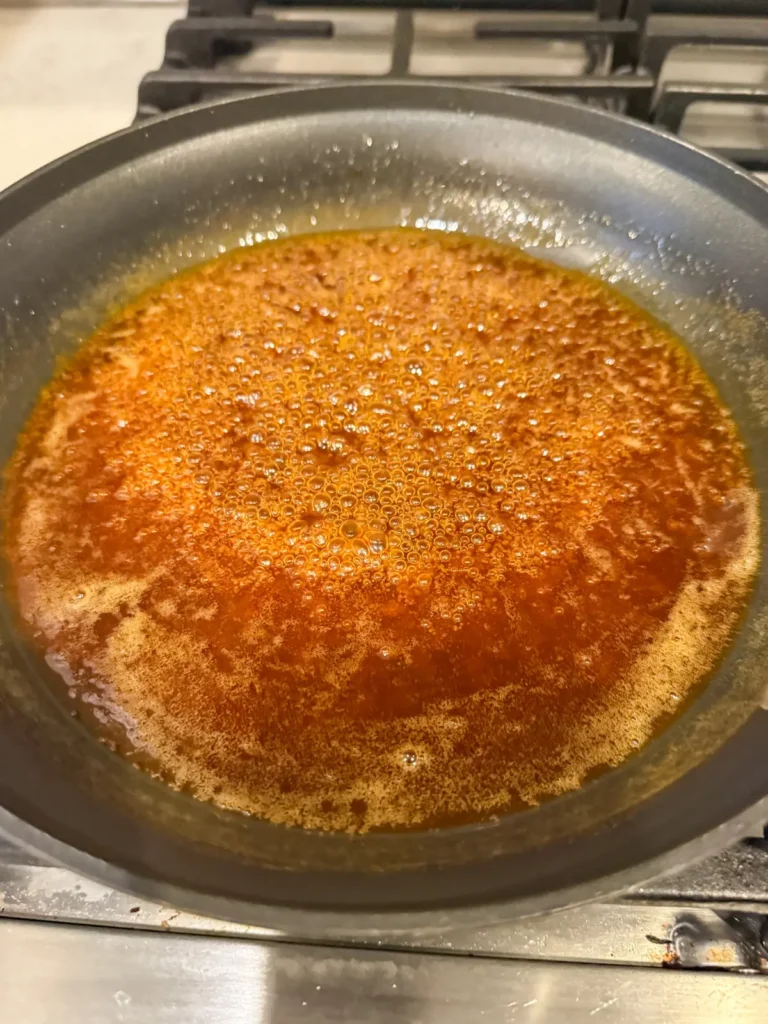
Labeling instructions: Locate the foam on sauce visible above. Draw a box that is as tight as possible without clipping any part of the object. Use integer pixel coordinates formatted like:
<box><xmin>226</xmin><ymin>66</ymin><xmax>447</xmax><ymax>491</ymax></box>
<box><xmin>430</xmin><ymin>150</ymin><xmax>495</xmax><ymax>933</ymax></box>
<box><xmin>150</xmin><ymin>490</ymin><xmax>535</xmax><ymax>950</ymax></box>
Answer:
<box><xmin>2</xmin><ymin>229</ymin><xmax>759</xmax><ymax>831</ymax></box>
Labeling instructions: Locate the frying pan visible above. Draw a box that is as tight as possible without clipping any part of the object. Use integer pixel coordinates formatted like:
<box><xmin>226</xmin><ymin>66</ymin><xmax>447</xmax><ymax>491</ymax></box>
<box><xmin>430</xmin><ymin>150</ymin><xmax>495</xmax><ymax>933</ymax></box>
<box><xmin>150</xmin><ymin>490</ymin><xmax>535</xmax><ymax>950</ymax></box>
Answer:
<box><xmin>1</xmin><ymin>82</ymin><xmax>768</xmax><ymax>935</ymax></box>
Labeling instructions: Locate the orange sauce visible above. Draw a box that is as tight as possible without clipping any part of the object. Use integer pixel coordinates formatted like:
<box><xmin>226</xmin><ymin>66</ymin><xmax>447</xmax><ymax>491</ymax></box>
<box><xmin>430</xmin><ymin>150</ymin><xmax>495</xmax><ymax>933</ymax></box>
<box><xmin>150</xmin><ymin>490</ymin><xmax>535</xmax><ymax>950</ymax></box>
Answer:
<box><xmin>2</xmin><ymin>229</ymin><xmax>758</xmax><ymax>831</ymax></box>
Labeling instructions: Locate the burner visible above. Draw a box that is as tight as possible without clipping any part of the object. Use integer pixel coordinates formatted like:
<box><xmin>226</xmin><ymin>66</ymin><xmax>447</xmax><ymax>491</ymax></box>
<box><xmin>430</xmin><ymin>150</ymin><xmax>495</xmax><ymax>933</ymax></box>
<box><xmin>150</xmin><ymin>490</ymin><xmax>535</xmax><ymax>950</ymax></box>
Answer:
<box><xmin>138</xmin><ymin>1</ymin><xmax>768</xmax><ymax>172</ymax></box>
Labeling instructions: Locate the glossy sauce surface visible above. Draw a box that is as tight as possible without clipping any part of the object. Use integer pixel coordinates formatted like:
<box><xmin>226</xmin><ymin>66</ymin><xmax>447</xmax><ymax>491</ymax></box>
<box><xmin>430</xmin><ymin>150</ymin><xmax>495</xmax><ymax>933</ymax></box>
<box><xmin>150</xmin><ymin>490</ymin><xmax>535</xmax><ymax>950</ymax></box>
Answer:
<box><xmin>2</xmin><ymin>230</ymin><xmax>758</xmax><ymax>831</ymax></box>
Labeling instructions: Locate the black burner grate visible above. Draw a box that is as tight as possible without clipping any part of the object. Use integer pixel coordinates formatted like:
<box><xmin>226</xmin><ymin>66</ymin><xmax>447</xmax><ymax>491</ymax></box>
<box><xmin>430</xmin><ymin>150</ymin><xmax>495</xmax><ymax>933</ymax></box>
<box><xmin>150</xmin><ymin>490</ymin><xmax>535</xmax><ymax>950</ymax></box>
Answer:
<box><xmin>138</xmin><ymin>2</ymin><xmax>768</xmax><ymax>171</ymax></box>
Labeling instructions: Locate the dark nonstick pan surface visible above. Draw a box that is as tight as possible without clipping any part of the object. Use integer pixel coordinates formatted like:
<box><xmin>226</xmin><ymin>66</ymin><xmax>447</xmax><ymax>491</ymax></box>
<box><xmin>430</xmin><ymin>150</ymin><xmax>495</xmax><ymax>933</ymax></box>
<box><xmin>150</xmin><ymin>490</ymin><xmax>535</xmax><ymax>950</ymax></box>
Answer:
<box><xmin>1</xmin><ymin>83</ymin><xmax>768</xmax><ymax>935</ymax></box>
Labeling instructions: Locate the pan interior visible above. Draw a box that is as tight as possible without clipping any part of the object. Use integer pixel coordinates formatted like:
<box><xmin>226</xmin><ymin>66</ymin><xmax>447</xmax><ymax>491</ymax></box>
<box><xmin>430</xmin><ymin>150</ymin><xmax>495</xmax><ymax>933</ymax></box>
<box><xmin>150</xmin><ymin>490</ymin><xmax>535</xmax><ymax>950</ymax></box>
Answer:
<box><xmin>1</xmin><ymin>86</ymin><xmax>767</xmax><ymax>923</ymax></box>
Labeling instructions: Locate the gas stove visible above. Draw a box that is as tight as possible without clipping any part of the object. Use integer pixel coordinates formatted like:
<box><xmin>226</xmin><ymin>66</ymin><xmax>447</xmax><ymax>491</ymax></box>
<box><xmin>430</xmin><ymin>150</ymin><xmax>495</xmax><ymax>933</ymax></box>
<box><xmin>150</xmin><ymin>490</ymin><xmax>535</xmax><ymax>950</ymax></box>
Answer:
<box><xmin>137</xmin><ymin>0</ymin><xmax>768</xmax><ymax>177</ymax></box>
<box><xmin>2</xmin><ymin>2</ymin><xmax>768</xmax><ymax>1021</ymax></box>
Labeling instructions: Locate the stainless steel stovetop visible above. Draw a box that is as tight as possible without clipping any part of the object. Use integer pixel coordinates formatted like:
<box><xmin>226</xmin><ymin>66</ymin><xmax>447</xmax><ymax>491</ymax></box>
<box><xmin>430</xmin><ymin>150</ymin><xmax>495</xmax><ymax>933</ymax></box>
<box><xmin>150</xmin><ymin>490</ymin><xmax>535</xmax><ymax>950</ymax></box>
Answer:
<box><xmin>1</xmin><ymin>834</ymin><xmax>767</xmax><ymax>1021</ymax></box>
<box><xmin>3</xmin><ymin>3</ymin><xmax>768</xmax><ymax>1020</ymax></box>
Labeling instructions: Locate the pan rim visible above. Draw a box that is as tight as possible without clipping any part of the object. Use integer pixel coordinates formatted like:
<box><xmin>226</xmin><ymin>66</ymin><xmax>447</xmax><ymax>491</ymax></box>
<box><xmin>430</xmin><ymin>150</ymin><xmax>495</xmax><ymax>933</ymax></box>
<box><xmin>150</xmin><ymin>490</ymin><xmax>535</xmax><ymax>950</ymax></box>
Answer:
<box><xmin>2</xmin><ymin>789</ymin><xmax>768</xmax><ymax>934</ymax></box>
<box><xmin>2</xmin><ymin>81</ymin><xmax>768</xmax><ymax>931</ymax></box>
<box><xmin>1</xmin><ymin>80</ymin><xmax>768</xmax><ymax>228</ymax></box>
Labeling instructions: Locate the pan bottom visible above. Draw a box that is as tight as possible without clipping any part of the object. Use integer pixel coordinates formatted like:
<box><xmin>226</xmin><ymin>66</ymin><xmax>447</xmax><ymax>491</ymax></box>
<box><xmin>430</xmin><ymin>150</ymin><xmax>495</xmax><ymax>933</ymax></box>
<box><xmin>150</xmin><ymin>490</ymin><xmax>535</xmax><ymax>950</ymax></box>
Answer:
<box><xmin>2</xmin><ymin>227</ymin><xmax>759</xmax><ymax>834</ymax></box>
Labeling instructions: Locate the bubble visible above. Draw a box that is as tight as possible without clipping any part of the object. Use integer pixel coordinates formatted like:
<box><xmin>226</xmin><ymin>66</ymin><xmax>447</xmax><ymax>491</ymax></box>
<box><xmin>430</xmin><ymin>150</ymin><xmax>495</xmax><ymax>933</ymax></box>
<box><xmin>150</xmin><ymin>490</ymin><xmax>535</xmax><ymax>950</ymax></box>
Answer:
<box><xmin>341</xmin><ymin>520</ymin><xmax>358</xmax><ymax>539</ymax></box>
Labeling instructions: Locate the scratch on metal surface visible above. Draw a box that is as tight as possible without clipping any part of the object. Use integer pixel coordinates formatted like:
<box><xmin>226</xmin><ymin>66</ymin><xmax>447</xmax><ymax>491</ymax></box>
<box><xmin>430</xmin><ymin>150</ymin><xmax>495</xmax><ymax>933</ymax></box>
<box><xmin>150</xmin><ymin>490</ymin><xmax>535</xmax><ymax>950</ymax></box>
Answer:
<box><xmin>590</xmin><ymin>997</ymin><xmax>619</xmax><ymax>1015</ymax></box>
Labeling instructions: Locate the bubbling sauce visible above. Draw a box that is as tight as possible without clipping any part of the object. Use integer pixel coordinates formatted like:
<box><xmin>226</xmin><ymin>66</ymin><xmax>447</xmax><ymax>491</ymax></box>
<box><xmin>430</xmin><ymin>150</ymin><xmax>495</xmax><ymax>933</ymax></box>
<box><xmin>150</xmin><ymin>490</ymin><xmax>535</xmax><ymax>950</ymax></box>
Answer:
<box><xmin>2</xmin><ymin>229</ymin><xmax>759</xmax><ymax>832</ymax></box>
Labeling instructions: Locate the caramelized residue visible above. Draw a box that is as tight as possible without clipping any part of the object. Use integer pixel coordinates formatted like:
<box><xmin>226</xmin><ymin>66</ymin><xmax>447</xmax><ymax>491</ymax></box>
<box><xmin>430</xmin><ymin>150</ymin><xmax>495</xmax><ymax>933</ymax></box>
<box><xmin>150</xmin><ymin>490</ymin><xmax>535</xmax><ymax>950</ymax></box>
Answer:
<box><xmin>2</xmin><ymin>229</ymin><xmax>759</xmax><ymax>831</ymax></box>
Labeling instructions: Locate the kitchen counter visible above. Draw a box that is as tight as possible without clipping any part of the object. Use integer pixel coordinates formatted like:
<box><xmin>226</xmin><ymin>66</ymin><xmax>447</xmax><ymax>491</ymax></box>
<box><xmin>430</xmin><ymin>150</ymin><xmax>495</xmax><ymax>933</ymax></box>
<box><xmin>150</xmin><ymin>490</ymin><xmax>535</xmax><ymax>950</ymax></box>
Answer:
<box><xmin>0</xmin><ymin>3</ymin><xmax>183</xmax><ymax>191</ymax></box>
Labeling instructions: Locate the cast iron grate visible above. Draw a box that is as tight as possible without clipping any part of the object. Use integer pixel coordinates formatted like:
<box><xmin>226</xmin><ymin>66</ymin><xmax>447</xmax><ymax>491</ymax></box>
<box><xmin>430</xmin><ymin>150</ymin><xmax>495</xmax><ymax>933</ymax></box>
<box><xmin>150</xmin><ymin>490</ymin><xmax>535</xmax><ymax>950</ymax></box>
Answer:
<box><xmin>138</xmin><ymin>0</ymin><xmax>768</xmax><ymax>172</ymax></box>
